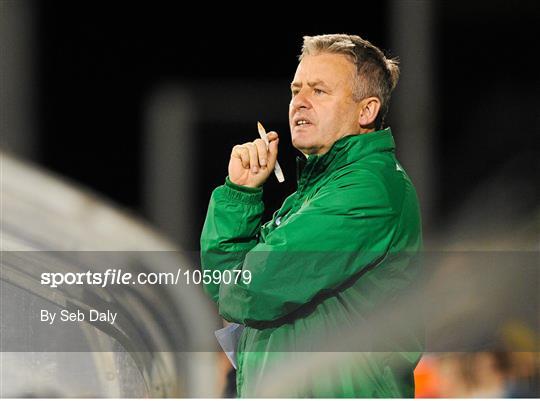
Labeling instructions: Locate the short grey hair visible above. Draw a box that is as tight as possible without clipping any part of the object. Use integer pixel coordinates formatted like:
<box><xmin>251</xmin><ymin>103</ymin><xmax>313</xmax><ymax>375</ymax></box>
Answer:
<box><xmin>300</xmin><ymin>34</ymin><xmax>400</xmax><ymax>128</ymax></box>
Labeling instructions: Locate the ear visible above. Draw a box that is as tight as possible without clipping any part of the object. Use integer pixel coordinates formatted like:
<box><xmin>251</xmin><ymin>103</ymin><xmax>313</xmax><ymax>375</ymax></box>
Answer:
<box><xmin>358</xmin><ymin>97</ymin><xmax>381</xmax><ymax>127</ymax></box>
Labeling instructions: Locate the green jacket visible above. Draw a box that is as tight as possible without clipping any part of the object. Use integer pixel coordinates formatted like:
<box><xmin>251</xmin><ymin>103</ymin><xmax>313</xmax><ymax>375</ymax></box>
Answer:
<box><xmin>200</xmin><ymin>128</ymin><xmax>423</xmax><ymax>397</ymax></box>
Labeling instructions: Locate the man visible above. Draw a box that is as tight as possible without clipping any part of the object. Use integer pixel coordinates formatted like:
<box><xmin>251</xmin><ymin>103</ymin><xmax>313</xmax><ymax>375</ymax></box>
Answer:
<box><xmin>200</xmin><ymin>34</ymin><xmax>423</xmax><ymax>397</ymax></box>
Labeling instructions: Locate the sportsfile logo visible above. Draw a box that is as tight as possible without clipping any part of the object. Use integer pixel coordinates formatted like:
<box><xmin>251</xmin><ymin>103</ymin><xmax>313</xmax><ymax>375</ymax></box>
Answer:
<box><xmin>40</xmin><ymin>268</ymin><xmax>178</xmax><ymax>288</ymax></box>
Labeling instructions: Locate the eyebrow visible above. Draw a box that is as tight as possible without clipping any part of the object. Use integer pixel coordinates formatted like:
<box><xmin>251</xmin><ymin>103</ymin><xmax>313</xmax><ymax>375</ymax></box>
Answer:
<box><xmin>290</xmin><ymin>80</ymin><xmax>331</xmax><ymax>90</ymax></box>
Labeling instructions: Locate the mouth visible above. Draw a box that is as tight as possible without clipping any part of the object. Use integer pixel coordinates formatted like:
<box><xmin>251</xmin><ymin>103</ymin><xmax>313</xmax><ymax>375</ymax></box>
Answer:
<box><xmin>293</xmin><ymin>117</ymin><xmax>313</xmax><ymax>129</ymax></box>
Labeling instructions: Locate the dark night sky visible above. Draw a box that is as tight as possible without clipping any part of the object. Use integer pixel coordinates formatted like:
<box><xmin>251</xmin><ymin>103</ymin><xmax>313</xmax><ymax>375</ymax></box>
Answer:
<box><xmin>34</xmin><ymin>2</ymin><xmax>539</xmax><ymax>246</ymax></box>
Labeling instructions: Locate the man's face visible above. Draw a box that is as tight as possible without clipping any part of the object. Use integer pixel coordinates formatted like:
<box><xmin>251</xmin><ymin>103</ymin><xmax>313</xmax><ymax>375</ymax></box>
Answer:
<box><xmin>289</xmin><ymin>52</ymin><xmax>362</xmax><ymax>155</ymax></box>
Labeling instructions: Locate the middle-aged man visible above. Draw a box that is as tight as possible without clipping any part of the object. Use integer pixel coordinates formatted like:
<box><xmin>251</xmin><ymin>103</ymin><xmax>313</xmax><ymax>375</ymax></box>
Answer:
<box><xmin>200</xmin><ymin>34</ymin><xmax>423</xmax><ymax>397</ymax></box>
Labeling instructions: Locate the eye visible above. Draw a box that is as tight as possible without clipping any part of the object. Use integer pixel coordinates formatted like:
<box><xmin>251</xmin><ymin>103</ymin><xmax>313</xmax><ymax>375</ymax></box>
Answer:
<box><xmin>314</xmin><ymin>88</ymin><xmax>326</xmax><ymax>95</ymax></box>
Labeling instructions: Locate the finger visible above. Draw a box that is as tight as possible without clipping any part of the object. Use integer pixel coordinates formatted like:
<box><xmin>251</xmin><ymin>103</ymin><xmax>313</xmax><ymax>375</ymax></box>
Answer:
<box><xmin>254</xmin><ymin>138</ymin><xmax>268</xmax><ymax>167</ymax></box>
<box><xmin>243</xmin><ymin>142</ymin><xmax>259</xmax><ymax>173</ymax></box>
<box><xmin>266</xmin><ymin>131</ymin><xmax>279</xmax><ymax>142</ymax></box>
<box><xmin>232</xmin><ymin>145</ymin><xmax>250</xmax><ymax>169</ymax></box>
<box><xmin>267</xmin><ymin>137</ymin><xmax>279</xmax><ymax>170</ymax></box>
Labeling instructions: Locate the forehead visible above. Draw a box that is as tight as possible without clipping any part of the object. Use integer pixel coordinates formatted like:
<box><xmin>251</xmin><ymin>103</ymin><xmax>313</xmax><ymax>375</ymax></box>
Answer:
<box><xmin>292</xmin><ymin>53</ymin><xmax>356</xmax><ymax>86</ymax></box>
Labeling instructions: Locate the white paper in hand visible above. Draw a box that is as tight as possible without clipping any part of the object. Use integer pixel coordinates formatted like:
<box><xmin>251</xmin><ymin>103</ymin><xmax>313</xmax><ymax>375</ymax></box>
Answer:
<box><xmin>214</xmin><ymin>323</ymin><xmax>245</xmax><ymax>369</ymax></box>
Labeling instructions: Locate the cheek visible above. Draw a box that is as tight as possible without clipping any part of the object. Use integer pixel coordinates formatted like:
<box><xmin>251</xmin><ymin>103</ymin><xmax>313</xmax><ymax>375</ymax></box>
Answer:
<box><xmin>320</xmin><ymin>107</ymin><xmax>341</xmax><ymax>130</ymax></box>
<box><xmin>335</xmin><ymin>102</ymin><xmax>358</xmax><ymax>126</ymax></box>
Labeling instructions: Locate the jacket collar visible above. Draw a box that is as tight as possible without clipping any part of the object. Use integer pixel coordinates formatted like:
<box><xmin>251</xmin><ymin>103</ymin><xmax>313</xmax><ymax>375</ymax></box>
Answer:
<box><xmin>296</xmin><ymin>127</ymin><xmax>396</xmax><ymax>188</ymax></box>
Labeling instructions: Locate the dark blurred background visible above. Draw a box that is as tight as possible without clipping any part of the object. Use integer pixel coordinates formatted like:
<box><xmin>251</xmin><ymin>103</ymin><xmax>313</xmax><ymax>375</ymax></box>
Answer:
<box><xmin>2</xmin><ymin>0</ymin><xmax>539</xmax><ymax>251</ymax></box>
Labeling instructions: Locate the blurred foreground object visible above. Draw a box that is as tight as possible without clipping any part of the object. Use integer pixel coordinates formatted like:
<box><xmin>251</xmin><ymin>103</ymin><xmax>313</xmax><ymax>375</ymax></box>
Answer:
<box><xmin>0</xmin><ymin>152</ymin><xmax>220</xmax><ymax>397</ymax></box>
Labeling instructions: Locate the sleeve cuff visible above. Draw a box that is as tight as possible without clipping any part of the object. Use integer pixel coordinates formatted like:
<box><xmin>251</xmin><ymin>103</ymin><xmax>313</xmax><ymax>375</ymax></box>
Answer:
<box><xmin>220</xmin><ymin>176</ymin><xmax>263</xmax><ymax>204</ymax></box>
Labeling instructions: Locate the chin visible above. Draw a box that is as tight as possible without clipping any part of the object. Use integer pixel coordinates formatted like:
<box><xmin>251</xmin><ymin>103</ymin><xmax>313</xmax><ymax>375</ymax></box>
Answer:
<box><xmin>292</xmin><ymin>138</ymin><xmax>318</xmax><ymax>155</ymax></box>
<box><xmin>291</xmin><ymin>135</ymin><xmax>306</xmax><ymax>148</ymax></box>
<box><xmin>292</xmin><ymin>127</ymin><xmax>325</xmax><ymax>153</ymax></box>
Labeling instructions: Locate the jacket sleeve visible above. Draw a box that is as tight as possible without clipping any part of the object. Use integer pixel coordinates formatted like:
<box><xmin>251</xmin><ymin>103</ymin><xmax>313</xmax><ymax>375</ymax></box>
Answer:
<box><xmin>202</xmin><ymin>171</ymin><xmax>398</xmax><ymax>326</ymax></box>
<box><xmin>200</xmin><ymin>177</ymin><xmax>265</xmax><ymax>303</ymax></box>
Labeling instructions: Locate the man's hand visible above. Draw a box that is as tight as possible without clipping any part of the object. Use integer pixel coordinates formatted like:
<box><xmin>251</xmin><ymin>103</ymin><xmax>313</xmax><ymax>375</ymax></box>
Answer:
<box><xmin>229</xmin><ymin>132</ymin><xmax>279</xmax><ymax>188</ymax></box>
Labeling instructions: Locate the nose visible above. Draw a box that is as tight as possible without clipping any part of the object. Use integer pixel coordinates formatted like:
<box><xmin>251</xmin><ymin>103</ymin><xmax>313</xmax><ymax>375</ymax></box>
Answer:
<box><xmin>290</xmin><ymin>90</ymin><xmax>311</xmax><ymax>113</ymax></box>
